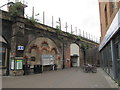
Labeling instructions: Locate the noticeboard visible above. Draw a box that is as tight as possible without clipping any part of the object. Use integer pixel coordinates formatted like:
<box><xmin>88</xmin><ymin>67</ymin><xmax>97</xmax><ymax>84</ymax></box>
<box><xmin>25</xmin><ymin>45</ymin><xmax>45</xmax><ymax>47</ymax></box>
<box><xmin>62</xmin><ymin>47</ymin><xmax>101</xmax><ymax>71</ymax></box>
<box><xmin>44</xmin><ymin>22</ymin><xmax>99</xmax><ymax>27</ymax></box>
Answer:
<box><xmin>11</xmin><ymin>59</ymin><xmax>15</xmax><ymax>70</ymax></box>
<box><xmin>41</xmin><ymin>55</ymin><xmax>54</xmax><ymax>65</ymax></box>
<box><xmin>16</xmin><ymin>60</ymin><xmax>23</xmax><ymax>69</ymax></box>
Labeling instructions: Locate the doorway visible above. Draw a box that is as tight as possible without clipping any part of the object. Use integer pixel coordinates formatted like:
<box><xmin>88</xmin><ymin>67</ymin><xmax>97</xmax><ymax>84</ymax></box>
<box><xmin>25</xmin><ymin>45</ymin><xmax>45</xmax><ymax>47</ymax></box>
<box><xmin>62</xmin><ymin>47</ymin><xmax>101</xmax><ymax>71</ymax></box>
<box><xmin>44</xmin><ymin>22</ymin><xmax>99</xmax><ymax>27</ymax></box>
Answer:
<box><xmin>70</xmin><ymin>43</ymin><xmax>80</xmax><ymax>67</ymax></box>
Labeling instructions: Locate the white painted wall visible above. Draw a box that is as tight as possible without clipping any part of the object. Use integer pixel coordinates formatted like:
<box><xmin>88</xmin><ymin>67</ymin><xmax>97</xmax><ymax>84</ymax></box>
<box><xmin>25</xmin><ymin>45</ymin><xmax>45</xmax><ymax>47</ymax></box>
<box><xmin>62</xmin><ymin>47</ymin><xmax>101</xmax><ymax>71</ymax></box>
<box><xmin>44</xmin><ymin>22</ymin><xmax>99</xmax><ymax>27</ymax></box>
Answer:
<box><xmin>70</xmin><ymin>43</ymin><xmax>80</xmax><ymax>67</ymax></box>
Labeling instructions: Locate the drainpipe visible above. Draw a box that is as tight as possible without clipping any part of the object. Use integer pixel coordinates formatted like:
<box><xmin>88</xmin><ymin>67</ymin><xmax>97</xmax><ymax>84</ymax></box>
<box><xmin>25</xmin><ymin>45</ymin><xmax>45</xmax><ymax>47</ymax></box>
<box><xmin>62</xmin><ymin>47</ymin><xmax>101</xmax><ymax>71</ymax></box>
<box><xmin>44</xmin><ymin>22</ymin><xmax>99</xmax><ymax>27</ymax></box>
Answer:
<box><xmin>62</xmin><ymin>43</ymin><xmax>65</xmax><ymax>69</ymax></box>
<box><xmin>6</xmin><ymin>48</ymin><xmax>10</xmax><ymax>76</ymax></box>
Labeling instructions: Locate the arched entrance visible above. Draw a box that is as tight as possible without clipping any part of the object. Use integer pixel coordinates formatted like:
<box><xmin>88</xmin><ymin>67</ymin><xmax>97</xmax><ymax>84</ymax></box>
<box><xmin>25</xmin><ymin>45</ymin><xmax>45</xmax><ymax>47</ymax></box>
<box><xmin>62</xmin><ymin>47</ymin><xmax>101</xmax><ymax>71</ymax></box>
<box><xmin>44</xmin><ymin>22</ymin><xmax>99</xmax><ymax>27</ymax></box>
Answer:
<box><xmin>24</xmin><ymin>37</ymin><xmax>60</xmax><ymax>72</ymax></box>
<box><xmin>70</xmin><ymin>43</ymin><xmax>80</xmax><ymax>67</ymax></box>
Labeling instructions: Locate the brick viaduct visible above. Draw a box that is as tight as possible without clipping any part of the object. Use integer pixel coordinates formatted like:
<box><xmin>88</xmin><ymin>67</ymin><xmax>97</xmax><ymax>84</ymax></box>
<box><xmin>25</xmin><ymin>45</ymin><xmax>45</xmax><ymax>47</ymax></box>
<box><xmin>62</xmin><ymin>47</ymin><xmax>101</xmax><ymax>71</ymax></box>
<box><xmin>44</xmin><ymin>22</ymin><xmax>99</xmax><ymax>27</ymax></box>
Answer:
<box><xmin>0</xmin><ymin>9</ymin><xmax>99</xmax><ymax>75</ymax></box>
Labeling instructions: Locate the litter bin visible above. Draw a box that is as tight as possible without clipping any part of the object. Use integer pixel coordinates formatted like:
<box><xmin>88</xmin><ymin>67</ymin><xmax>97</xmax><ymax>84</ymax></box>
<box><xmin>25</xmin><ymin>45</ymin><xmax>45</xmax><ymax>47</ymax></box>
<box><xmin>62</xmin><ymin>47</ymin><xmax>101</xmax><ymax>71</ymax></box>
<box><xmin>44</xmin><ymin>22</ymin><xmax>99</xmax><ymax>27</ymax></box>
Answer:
<box><xmin>23</xmin><ymin>64</ymin><xmax>30</xmax><ymax>75</ymax></box>
<box><xmin>34</xmin><ymin>65</ymin><xmax>42</xmax><ymax>74</ymax></box>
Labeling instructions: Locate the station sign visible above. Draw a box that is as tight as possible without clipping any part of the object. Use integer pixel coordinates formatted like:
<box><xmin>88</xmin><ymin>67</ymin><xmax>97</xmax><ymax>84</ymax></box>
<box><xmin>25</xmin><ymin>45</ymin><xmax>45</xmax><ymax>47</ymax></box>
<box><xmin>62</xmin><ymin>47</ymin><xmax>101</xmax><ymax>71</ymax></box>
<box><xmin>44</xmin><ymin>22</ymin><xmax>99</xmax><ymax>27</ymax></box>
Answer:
<box><xmin>17</xmin><ymin>46</ymin><xmax>24</xmax><ymax>50</ymax></box>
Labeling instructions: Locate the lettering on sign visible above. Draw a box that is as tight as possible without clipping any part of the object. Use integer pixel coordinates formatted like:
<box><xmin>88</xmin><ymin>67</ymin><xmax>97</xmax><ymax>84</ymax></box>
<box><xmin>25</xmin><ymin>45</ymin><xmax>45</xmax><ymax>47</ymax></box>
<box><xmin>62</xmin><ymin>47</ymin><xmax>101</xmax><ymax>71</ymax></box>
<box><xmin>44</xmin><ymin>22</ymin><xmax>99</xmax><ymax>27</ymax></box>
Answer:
<box><xmin>17</xmin><ymin>46</ymin><xmax>24</xmax><ymax>50</ymax></box>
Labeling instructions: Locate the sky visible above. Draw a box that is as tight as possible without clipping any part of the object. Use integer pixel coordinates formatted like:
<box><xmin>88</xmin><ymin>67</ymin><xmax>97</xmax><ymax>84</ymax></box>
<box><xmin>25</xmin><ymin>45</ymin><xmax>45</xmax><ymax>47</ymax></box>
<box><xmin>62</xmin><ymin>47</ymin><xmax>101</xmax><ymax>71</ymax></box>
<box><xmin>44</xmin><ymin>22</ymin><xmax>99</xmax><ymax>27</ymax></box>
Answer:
<box><xmin>0</xmin><ymin>0</ymin><xmax>101</xmax><ymax>43</ymax></box>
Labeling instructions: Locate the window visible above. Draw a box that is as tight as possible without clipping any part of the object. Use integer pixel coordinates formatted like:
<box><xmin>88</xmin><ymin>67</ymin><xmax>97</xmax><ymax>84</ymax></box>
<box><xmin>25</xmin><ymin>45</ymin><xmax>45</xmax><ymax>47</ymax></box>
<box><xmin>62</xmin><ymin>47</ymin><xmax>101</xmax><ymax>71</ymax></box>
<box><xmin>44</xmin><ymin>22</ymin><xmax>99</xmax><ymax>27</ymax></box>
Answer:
<box><xmin>114</xmin><ymin>34</ymin><xmax>120</xmax><ymax>80</ymax></box>
<box><xmin>110</xmin><ymin>0</ymin><xmax>115</xmax><ymax>15</ymax></box>
<box><xmin>0</xmin><ymin>47</ymin><xmax>7</xmax><ymax>67</ymax></box>
<box><xmin>41</xmin><ymin>41</ymin><xmax>49</xmax><ymax>48</ymax></box>
<box><xmin>115</xmin><ymin>35</ymin><xmax>120</xmax><ymax>59</ymax></box>
<box><xmin>100</xmin><ymin>42</ymin><xmax>113</xmax><ymax>77</ymax></box>
<box><xmin>105</xmin><ymin>5</ymin><xmax>108</xmax><ymax>26</ymax></box>
<box><xmin>111</xmin><ymin>2</ymin><xmax>115</xmax><ymax>13</ymax></box>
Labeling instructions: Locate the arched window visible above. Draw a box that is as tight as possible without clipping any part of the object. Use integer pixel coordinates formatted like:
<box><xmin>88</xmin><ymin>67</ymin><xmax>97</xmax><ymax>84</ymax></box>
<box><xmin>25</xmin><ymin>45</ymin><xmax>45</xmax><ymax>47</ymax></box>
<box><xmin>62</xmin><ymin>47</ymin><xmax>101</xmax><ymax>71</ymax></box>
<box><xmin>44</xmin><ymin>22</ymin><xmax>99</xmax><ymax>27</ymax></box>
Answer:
<box><xmin>41</xmin><ymin>41</ymin><xmax>49</xmax><ymax>48</ymax></box>
<box><xmin>105</xmin><ymin>5</ymin><xmax>108</xmax><ymax>26</ymax></box>
<box><xmin>111</xmin><ymin>0</ymin><xmax>115</xmax><ymax>14</ymax></box>
<box><xmin>29</xmin><ymin>45</ymin><xmax>39</xmax><ymax>61</ymax></box>
<box><xmin>42</xmin><ymin>49</ymin><xmax>47</xmax><ymax>55</ymax></box>
<box><xmin>51</xmin><ymin>48</ymin><xmax>57</xmax><ymax>55</ymax></box>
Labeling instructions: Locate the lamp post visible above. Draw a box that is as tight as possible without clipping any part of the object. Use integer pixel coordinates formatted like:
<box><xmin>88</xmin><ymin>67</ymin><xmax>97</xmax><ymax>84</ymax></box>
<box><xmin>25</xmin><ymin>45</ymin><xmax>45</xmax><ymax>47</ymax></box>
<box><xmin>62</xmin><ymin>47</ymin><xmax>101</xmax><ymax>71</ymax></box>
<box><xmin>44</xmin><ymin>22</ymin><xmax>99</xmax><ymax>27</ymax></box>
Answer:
<box><xmin>71</xmin><ymin>25</ymin><xmax>73</xmax><ymax>34</ymax></box>
<box><xmin>52</xmin><ymin>16</ymin><xmax>54</xmax><ymax>27</ymax></box>
<box><xmin>56</xmin><ymin>17</ymin><xmax>61</xmax><ymax>30</ymax></box>
<box><xmin>65</xmin><ymin>22</ymin><xmax>68</xmax><ymax>32</ymax></box>
<box><xmin>75</xmin><ymin>27</ymin><xmax>77</xmax><ymax>35</ymax></box>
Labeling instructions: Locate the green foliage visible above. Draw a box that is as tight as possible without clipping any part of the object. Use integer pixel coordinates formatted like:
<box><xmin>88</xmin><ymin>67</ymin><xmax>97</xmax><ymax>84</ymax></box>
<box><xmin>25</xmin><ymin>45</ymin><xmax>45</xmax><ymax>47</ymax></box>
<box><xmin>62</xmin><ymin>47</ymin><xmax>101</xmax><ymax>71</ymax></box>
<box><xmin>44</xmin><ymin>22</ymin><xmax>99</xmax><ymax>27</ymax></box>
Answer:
<box><xmin>28</xmin><ymin>17</ymin><xmax>39</xmax><ymax>25</ymax></box>
<box><xmin>9</xmin><ymin>2</ymin><xmax>23</xmax><ymax>17</ymax></box>
<box><xmin>56</xmin><ymin>25</ymin><xmax>62</xmax><ymax>34</ymax></box>
<box><xmin>77</xmin><ymin>36</ymin><xmax>81</xmax><ymax>40</ymax></box>
<box><xmin>56</xmin><ymin>25</ymin><xmax>60</xmax><ymax>30</ymax></box>
<box><xmin>81</xmin><ymin>43</ymin><xmax>89</xmax><ymax>50</ymax></box>
<box><xmin>56</xmin><ymin>29</ymin><xmax>62</xmax><ymax>34</ymax></box>
<box><xmin>71</xmin><ymin>31</ymin><xmax>74</xmax><ymax>34</ymax></box>
<box><xmin>117</xmin><ymin>79</ymin><xmax>120</xmax><ymax>86</ymax></box>
<box><xmin>115</xmin><ymin>80</ymin><xmax>120</xmax><ymax>86</ymax></box>
<box><xmin>66</xmin><ymin>32</ymin><xmax>74</xmax><ymax>38</ymax></box>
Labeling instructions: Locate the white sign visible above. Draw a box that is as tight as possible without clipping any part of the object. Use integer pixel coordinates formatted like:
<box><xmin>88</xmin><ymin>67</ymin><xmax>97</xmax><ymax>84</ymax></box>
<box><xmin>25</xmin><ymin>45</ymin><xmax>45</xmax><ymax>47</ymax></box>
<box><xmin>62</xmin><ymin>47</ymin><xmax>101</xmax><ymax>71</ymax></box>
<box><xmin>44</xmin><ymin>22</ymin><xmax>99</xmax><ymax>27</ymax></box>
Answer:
<box><xmin>17</xmin><ymin>46</ymin><xmax>24</xmax><ymax>50</ymax></box>
<box><xmin>41</xmin><ymin>55</ymin><xmax>54</xmax><ymax>65</ymax></box>
<box><xmin>11</xmin><ymin>60</ymin><xmax>14</xmax><ymax>70</ymax></box>
<box><xmin>16</xmin><ymin>60</ymin><xmax>23</xmax><ymax>69</ymax></box>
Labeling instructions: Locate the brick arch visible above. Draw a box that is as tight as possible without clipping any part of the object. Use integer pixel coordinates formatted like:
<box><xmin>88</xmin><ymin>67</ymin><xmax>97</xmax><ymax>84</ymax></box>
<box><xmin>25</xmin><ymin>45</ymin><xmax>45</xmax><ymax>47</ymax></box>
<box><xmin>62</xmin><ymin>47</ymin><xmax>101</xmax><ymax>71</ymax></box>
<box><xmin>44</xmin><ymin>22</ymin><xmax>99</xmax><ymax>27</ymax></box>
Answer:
<box><xmin>51</xmin><ymin>48</ymin><xmax>57</xmax><ymax>55</ymax></box>
<box><xmin>69</xmin><ymin>43</ymin><xmax>81</xmax><ymax>67</ymax></box>
<box><xmin>25</xmin><ymin>37</ymin><xmax>59</xmax><ymax>53</ymax></box>
<box><xmin>28</xmin><ymin>45</ymin><xmax>39</xmax><ymax>53</ymax></box>
<box><xmin>41</xmin><ymin>47</ymin><xmax>49</xmax><ymax>55</ymax></box>
<box><xmin>24</xmin><ymin>37</ymin><xmax>60</xmax><ymax>66</ymax></box>
<box><xmin>41</xmin><ymin>41</ymin><xmax>50</xmax><ymax>49</ymax></box>
<box><xmin>70</xmin><ymin>42</ymin><xmax>81</xmax><ymax>48</ymax></box>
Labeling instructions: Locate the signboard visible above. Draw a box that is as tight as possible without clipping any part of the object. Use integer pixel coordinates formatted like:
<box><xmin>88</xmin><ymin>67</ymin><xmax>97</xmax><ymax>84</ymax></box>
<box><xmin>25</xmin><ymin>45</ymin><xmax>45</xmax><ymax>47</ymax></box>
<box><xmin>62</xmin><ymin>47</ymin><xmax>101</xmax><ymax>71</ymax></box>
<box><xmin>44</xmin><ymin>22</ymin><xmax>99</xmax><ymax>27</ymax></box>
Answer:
<box><xmin>16</xmin><ymin>60</ymin><xmax>23</xmax><ymax>69</ymax></box>
<box><xmin>41</xmin><ymin>55</ymin><xmax>54</xmax><ymax>65</ymax></box>
<box><xmin>17</xmin><ymin>46</ymin><xmax>24</xmax><ymax>50</ymax></box>
<box><xmin>11</xmin><ymin>59</ymin><xmax>15</xmax><ymax>70</ymax></box>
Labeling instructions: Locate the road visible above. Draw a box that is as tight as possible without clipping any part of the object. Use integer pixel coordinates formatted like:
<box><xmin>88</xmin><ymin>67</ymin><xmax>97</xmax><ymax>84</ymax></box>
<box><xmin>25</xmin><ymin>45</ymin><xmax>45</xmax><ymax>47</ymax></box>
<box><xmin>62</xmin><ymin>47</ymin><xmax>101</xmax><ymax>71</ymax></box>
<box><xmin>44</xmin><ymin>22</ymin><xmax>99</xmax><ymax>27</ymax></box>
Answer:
<box><xmin>2</xmin><ymin>68</ymin><xmax>119</xmax><ymax>88</ymax></box>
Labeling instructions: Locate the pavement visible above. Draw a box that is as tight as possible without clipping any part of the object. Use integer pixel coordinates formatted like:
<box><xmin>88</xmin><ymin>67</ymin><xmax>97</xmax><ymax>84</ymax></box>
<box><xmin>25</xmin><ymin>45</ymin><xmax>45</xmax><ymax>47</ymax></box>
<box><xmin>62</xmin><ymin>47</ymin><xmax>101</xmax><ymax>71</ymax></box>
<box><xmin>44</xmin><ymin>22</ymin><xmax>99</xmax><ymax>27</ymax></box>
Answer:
<box><xmin>1</xmin><ymin>68</ymin><xmax>119</xmax><ymax>88</ymax></box>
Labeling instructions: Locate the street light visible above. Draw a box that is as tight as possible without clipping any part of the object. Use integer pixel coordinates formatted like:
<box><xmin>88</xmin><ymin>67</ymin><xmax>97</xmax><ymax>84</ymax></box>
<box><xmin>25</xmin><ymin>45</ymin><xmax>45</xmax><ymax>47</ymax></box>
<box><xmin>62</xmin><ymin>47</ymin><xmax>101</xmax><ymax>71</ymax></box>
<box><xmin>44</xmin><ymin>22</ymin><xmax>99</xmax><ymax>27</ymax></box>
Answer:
<box><xmin>56</xmin><ymin>17</ymin><xmax>61</xmax><ymax>30</ymax></box>
<box><xmin>35</xmin><ymin>13</ymin><xmax>39</xmax><ymax>16</ymax></box>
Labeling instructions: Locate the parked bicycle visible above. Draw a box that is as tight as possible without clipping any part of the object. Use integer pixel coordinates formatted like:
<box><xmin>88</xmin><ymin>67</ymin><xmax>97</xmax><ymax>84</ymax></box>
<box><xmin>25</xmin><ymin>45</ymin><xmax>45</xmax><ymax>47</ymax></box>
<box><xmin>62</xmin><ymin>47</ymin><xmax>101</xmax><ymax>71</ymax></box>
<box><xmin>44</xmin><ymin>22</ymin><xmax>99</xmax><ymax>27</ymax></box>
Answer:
<box><xmin>81</xmin><ymin>64</ymin><xmax>97</xmax><ymax>73</ymax></box>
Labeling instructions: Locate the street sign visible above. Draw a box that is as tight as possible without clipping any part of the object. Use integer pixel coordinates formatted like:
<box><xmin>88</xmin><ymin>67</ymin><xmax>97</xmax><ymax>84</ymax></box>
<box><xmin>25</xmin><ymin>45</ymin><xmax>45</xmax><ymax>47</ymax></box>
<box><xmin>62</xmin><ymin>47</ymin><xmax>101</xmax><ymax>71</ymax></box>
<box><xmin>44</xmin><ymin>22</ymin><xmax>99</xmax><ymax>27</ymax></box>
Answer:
<box><xmin>17</xmin><ymin>46</ymin><xmax>24</xmax><ymax>50</ymax></box>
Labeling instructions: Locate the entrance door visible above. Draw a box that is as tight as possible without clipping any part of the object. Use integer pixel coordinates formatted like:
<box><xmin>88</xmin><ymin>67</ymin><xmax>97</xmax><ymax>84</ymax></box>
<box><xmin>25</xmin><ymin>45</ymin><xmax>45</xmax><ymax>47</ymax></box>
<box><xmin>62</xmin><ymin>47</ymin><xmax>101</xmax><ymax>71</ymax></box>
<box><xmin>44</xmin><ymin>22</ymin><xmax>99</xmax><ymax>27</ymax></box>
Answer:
<box><xmin>71</xmin><ymin>55</ymin><xmax>78</xmax><ymax>67</ymax></box>
<box><xmin>70</xmin><ymin>43</ymin><xmax>80</xmax><ymax>67</ymax></box>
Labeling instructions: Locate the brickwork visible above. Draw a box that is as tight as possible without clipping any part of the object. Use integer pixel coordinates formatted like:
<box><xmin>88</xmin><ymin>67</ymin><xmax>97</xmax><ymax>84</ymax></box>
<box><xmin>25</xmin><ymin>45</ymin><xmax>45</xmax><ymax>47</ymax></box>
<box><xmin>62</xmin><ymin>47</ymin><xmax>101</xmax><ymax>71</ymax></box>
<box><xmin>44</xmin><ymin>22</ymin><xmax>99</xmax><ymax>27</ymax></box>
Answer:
<box><xmin>0</xmin><ymin>7</ymin><xmax>99</xmax><ymax>75</ymax></box>
<box><xmin>99</xmin><ymin>1</ymin><xmax>120</xmax><ymax>41</ymax></box>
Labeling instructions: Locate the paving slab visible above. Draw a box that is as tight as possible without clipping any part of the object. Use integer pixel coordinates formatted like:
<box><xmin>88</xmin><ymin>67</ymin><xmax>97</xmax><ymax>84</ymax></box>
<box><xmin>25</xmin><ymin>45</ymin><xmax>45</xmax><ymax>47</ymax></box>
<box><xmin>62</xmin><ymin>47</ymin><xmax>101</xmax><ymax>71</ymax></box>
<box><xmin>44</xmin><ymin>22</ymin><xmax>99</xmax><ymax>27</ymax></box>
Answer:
<box><xmin>1</xmin><ymin>68</ymin><xmax>119</xmax><ymax>88</ymax></box>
